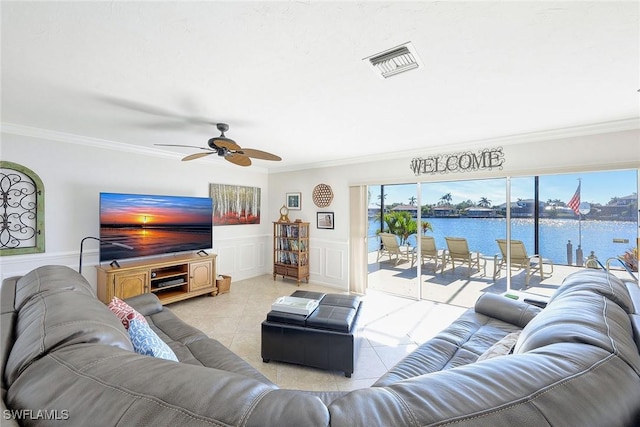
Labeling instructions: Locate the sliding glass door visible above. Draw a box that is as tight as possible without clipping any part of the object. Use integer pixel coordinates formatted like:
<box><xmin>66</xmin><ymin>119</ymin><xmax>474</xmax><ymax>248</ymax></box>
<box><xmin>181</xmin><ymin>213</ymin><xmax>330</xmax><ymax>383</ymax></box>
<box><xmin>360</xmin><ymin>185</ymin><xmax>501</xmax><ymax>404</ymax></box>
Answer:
<box><xmin>365</xmin><ymin>168</ymin><xmax>637</xmax><ymax>303</ymax></box>
<box><xmin>419</xmin><ymin>178</ymin><xmax>507</xmax><ymax>305</ymax></box>
<box><xmin>538</xmin><ymin>170</ymin><xmax>638</xmax><ymax>269</ymax></box>
<box><xmin>367</xmin><ymin>184</ymin><xmax>420</xmax><ymax>299</ymax></box>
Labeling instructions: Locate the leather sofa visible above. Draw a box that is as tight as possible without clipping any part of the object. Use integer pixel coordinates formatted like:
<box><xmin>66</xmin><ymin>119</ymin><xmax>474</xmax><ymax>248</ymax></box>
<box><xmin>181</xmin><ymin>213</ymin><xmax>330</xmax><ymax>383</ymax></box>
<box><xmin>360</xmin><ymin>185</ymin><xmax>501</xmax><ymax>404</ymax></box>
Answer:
<box><xmin>2</xmin><ymin>265</ymin><xmax>640</xmax><ymax>426</ymax></box>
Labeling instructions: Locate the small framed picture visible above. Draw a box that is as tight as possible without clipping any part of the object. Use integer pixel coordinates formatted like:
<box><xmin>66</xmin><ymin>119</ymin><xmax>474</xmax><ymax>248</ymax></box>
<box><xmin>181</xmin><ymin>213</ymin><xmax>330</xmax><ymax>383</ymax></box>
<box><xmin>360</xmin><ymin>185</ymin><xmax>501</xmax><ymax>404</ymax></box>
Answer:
<box><xmin>286</xmin><ymin>192</ymin><xmax>302</xmax><ymax>210</ymax></box>
<box><xmin>317</xmin><ymin>212</ymin><xmax>334</xmax><ymax>229</ymax></box>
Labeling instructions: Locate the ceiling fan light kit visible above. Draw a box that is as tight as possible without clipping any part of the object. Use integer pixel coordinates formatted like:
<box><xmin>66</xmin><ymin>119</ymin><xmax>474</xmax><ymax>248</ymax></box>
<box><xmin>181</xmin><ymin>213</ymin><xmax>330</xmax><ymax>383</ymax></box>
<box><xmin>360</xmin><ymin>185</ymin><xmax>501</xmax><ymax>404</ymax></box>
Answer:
<box><xmin>156</xmin><ymin>122</ymin><xmax>281</xmax><ymax>167</ymax></box>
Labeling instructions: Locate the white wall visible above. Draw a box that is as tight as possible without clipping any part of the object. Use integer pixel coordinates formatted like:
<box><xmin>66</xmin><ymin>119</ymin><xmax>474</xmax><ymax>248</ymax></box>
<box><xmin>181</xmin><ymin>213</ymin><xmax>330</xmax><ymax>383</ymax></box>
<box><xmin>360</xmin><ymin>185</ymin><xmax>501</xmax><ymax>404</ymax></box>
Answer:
<box><xmin>268</xmin><ymin>128</ymin><xmax>640</xmax><ymax>290</ymax></box>
<box><xmin>2</xmin><ymin>127</ymin><xmax>638</xmax><ymax>292</ymax></box>
<box><xmin>0</xmin><ymin>130</ymin><xmax>273</xmax><ymax>289</ymax></box>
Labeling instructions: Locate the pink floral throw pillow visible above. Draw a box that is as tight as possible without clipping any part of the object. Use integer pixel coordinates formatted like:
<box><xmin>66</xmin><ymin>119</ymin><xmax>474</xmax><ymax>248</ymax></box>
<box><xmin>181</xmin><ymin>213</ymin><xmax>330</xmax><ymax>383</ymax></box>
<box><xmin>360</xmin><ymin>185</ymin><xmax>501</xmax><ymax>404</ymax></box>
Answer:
<box><xmin>107</xmin><ymin>297</ymin><xmax>147</xmax><ymax>330</ymax></box>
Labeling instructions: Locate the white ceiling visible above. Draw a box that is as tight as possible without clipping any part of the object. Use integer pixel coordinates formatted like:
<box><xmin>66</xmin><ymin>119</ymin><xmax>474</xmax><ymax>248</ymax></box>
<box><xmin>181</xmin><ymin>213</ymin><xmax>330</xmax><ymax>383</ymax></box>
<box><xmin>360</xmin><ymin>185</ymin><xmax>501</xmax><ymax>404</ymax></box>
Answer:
<box><xmin>2</xmin><ymin>1</ymin><xmax>639</xmax><ymax>171</ymax></box>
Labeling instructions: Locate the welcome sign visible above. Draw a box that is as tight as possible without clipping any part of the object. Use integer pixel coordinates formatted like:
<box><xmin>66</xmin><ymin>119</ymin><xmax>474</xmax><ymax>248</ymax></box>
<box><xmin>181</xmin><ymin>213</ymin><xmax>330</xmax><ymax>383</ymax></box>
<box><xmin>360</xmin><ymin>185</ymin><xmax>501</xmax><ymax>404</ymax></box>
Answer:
<box><xmin>410</xmin><ymin>147</ymin><xmax>505</xmax><ymax>176</ymax></box>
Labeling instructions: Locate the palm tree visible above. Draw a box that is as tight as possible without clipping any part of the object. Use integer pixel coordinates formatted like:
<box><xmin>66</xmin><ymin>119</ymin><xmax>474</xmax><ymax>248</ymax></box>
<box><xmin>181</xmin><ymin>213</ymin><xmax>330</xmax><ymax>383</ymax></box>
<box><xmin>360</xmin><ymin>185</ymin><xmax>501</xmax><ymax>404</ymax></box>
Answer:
<box><xmin>383</xmin><ymin>211</ymin><xmax>417</xmax><ymax>245</ymax></box>
<box><xmin>376</xmin><ymin>193</ymin><xmax>387</xmax><ymax>207</ymax></box>
<box><xmin>478</xmin><ymin>197</ymin><xmax>491</xmax><ymax>207</ymax></box>
<box><xmin>421</xmin><ymin>220</ymin><xmax>433</xmax><ymax>234</ymax></box>
<box><xmin>408</xmin><ymin>196</ymin><xmax>417</xmax><ymax>206</ymax></box>
<box><xmin>439</xmin><ymin>193</ymin><xmax>452</xmax><ymax>206</ymax></box>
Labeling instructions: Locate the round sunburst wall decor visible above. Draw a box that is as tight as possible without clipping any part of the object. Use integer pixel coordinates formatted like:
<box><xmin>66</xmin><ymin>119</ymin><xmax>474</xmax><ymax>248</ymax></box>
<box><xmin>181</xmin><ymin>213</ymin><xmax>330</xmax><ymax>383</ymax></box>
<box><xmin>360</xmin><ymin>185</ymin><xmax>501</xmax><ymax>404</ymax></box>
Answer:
<box><xmin>312</xmin><ymin>183</ymin><xmax>334</xmax><ymax>208</ymax></box>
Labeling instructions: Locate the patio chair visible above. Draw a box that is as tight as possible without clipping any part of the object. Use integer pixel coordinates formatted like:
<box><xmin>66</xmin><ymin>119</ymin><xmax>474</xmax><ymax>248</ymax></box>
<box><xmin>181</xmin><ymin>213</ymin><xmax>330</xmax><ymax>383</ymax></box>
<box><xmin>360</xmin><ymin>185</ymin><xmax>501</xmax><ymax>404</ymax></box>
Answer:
<box><xmin>376</xmin><ymin>233</ymin><xmax>415</xmax><ymax>266</ymax></box>
<box><xmin>420</xmin><ymin>236</ymin><xmax>440</xmax><ymax>273</ymax></box>
<box><xmin>441</xmin><ymin>237</ymin><xmax>483</xmax><ymax>276</ymax></box>
<box><xmin>494</xmin><ymin>239</ymin><xmax>554</xmax><ymax>286</ymax></box>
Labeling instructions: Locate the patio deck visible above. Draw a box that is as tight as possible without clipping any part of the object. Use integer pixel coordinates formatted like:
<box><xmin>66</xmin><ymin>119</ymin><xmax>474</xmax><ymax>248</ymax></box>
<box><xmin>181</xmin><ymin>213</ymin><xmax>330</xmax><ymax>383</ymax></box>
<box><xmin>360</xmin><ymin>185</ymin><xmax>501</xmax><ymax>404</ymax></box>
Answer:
<box><xmin>368</xmin><ymin>250</ymin><xmax>636</xmax><ymax>308</ymax></box>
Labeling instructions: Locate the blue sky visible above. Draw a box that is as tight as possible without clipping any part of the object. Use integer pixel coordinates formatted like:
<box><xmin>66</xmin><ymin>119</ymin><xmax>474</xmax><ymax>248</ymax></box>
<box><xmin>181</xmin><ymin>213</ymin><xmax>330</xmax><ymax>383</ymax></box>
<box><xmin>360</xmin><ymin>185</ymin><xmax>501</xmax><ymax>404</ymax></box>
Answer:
<box><xmin>370</xmin><ymin>169</ymin><xmax>638</xmax><ymax>207</ymax></box>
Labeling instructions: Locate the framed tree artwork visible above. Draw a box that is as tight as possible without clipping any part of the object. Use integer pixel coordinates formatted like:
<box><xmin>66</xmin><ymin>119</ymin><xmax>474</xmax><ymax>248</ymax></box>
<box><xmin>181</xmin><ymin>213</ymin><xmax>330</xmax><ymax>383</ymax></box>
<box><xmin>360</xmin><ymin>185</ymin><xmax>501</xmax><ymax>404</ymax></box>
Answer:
<box><xmin>210</xmin><ymin>183</ymin><xmax>261</xmax><ymax>225</ymax></box>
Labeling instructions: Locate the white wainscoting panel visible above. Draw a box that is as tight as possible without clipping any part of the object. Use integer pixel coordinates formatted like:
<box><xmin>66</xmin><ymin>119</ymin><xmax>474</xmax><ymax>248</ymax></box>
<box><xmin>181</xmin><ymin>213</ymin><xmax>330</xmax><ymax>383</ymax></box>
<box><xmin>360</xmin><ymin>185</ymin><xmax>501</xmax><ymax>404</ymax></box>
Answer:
<box><xmin>214</xmin><ymin>234</ymin><xmax>271</xmax><ymax>281</ymax></box>
<box><xmin>239</xmin><ymin>243</ymin><xmax>256</xmax><ymax>271</ymax></box>
<box><xmin>216</xmin><ymin>246</ymin><xmax>237</xmax><ymax>274</ymax></box>
<box><xmin>324</xmin><ymin>248</ymin><xmax>345</xmax><ymax>280</ymax></box>
<box><xmin>308</xmin><ymin>238</ymin><xmax>348</xmax><ymax>290</ymax></box>
<box><xmin>1</xmin><ymin>251</ymin><xmax>78</xmax><ymax>283</ymax></box>
<box><xmin>308</xmin><ymin>247</ymin><xmax>323</xmax><ymax>276</ymax></box>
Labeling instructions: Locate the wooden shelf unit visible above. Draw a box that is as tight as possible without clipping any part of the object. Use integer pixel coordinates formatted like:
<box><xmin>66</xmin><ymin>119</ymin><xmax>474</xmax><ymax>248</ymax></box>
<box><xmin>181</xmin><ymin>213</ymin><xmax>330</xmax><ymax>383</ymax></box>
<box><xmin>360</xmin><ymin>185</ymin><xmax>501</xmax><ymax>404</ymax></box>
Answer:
<box><xmin>97</xmin><ymin>253</ymin><xmax>217</xmax><ymax>305</ymax></box>
<box><xmin>273</xmin><ymin>221</ymin><xmax>309</xmax><ymax>285</ymax></box>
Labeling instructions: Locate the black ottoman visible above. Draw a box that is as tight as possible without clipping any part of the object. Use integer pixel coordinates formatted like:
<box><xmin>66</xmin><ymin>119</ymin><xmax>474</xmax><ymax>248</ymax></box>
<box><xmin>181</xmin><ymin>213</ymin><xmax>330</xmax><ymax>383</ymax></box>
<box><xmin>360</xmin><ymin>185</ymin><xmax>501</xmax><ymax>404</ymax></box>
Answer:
<box><xmin>261</xmin><ymin>292</ymin><xmax>363</xmax><ymax>377</ymax></box>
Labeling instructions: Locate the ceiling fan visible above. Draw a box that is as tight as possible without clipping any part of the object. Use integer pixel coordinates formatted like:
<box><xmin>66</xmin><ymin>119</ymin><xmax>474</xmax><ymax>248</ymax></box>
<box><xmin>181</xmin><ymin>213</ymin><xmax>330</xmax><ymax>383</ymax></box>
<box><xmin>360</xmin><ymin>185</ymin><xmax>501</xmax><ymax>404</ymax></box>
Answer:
<box><xmin>156</xmin><ymin>123</ymin><xmax>282</xmax><ymax>167</ymax></box>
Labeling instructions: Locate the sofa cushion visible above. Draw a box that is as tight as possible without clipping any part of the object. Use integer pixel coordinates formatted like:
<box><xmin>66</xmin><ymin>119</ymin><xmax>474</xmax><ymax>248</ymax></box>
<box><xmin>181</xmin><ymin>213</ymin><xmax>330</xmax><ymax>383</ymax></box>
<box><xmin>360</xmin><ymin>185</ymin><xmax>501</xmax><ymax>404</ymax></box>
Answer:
<box><xmin>108</xmin><ymin>297</ymin><xmax>147</xmax><ymax>329</ymax></box>
<box><xmin>128</xmin><ymin>318</ymin><xmax>178</xmax><ymax>361</ymax></box>
<box><xmin>373</xmin><ymin>309</ymin><xmax>522</xmax><ymax>387</ymax></box>
<box><xmin>124</xmin><ymin>292</ymin><xmax>164</xmax><ymax>316</ymax></box>
<box><xmin>476</xmin><ymin>331</ymin><xmax>520</xmax><ymax>361</ymax></box>
<box><xmin>474</xmin><ymin>292</ymin><xmax>541</xmax><ymax>327</ymax></box>
<box><xmin>552</xmin><ymin>269</ymin><xmax>634</xmax><ymax>313</ymax></box>
<box><xmin>12</xmin><ymin>265</ymin><xmax>95</xmax><ymax>311</ymax></box>
<box><xmin>4</xmin><ymin>267</ymin><xmax>133</xmax><ymax>387</ymax></box>
<box><xmin>515</xmin><ymin>271</ymin><xmax>640</xmax><ymax>375</ymax></box>
<box><xmin>125</xmin><ymin>295</ymin><xmax>275</xmax><ymax>385</ymax></box>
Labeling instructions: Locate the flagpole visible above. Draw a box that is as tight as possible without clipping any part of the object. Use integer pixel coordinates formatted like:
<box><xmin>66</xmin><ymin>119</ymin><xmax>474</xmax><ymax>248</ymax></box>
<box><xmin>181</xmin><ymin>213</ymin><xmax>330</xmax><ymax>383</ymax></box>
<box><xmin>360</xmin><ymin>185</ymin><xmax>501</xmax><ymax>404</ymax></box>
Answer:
<box><xmin>567</xmin><ymin>178</ymin><xmax>584</xmax><ymax>266</ymax></box>
<box><xmin>576</xmin><ymin>178</ymin><xmax>583</xmax><ymax>266</ymax></box>
<box><xmin>578</xmin><ymin>178</ymin><xmax>582</xmax><ymax>248</ymax></box>
<box><xmin>578</xmin><ymin>208</ymin><xmax>582</xmax><ymax>246</ymax></box>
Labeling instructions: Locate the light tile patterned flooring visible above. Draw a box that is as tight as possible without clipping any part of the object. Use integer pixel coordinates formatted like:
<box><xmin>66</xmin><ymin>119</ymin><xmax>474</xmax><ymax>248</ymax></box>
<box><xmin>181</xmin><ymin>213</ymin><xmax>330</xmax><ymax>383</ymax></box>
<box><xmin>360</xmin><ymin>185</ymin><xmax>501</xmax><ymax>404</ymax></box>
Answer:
<box><xmin>168</xmin><ymin>274</ymin><xmax>468</xmax><ymax>392</ymax></box>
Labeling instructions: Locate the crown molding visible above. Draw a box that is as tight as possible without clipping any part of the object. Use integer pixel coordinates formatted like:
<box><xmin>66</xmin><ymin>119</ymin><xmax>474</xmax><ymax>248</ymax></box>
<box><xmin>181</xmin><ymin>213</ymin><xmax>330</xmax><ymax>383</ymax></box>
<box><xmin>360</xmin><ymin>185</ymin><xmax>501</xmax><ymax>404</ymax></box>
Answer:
<box><xmin>268</xmin><ymin>117</ymin><xmax>640</xmax><ymax>173</ymax></box>
<box><xmin>0</xmin><ymin>122</ymin><xmax>269</xmax><ymax>173</ymax></box>
<box><xmin>2</xmin><ymin>118</ymin><xmax>638</xmax><ymax>174</ymax></box>
<box><xmin>1</xmin><ymin>122</ymin><xmax>172</xmax><ymax>157</ymax></box>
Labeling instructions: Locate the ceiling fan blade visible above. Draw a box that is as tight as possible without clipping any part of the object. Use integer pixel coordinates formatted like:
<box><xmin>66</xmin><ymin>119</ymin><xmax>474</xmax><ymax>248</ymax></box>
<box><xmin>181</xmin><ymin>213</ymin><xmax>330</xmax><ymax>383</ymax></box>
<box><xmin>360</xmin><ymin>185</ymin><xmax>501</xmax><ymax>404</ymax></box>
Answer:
<box><xmin>98</xmin><ymin>96</ymin><xmax>184</xmax><ymax>118</ymax></box>
<box><xmin>239</xmin><ymin>148</ymin><xmax>282</xmax><ymax>161</ymax></box>
<box><xmin>96</xmin><ymin>95</ymin><xmax>218</xmax><ymax>126</ymax></box>
<box><xmin>225</xmin><ymin>153</ymin><xmax>252</xmax><ymax>167</ymax></box>
<box><xmin>182</xmin><ymin>152</ymin><xmax>215</xmax><ymax>161</ymax></box>
<box><xmin>213</xmin><ymin>138</ymin><xmax>241</xmax><ymax>151</ymax></box>
<box><xmin>155</xmin><ymin>144</ymin><xmax>210</xmax><ymax>150</ymax></box>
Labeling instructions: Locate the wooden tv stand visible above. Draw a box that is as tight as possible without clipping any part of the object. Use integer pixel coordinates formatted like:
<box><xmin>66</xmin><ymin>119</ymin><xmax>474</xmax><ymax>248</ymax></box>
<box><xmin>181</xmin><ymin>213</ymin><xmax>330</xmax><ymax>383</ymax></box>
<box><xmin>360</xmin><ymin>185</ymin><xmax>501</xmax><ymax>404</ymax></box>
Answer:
<box><xmin>96</xmin><ymin>253</ymin><xmax>217</xmax><ymax>305</ymax></box>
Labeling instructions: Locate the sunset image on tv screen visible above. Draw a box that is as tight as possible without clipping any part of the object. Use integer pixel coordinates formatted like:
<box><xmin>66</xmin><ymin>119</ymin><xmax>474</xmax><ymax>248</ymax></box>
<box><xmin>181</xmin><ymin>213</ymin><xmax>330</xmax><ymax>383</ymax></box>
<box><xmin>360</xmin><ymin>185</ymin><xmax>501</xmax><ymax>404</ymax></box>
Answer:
<box><xmin>99</xmin><ymin>193</ymin><xmax>213</xmax><ymax>262</ymax></box>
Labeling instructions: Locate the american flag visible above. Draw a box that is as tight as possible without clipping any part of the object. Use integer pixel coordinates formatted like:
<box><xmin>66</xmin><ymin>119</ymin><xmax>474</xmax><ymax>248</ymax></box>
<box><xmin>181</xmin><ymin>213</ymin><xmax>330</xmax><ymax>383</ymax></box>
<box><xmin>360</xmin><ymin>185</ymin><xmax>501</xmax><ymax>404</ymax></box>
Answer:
<box><xmin>568</xmin><ymin>182</ymin><xmax>581</xmax><ymax>216</ymax></box>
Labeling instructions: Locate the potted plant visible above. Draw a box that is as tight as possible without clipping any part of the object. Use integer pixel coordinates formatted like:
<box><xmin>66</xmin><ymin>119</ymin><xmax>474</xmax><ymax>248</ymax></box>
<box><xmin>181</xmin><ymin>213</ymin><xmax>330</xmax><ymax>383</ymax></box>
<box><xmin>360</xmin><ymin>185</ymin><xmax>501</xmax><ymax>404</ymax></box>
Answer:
<box><xmin>383</xmin><ymin>211</ymin><xmax>417</xmax><ymax>246</ymax></box>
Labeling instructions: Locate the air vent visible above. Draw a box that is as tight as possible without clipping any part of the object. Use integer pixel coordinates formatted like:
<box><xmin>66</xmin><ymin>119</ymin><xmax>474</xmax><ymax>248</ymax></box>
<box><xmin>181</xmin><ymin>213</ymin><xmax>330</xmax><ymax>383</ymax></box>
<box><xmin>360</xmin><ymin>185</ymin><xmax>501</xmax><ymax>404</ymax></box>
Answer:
<box><xmin>364</xmin><ymin>42</ymin><xmax>422</xmax><ymax>79</ymax></box>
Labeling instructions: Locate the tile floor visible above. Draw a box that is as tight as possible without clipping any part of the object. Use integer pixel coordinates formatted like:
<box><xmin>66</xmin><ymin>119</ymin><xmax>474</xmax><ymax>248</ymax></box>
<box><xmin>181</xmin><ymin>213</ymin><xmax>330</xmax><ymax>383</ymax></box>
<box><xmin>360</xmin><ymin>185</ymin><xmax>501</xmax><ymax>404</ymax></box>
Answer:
<box><xmin>168</xmin><ymin>274</ymin><xmax>468</xmax><ymax>392</ymax></box>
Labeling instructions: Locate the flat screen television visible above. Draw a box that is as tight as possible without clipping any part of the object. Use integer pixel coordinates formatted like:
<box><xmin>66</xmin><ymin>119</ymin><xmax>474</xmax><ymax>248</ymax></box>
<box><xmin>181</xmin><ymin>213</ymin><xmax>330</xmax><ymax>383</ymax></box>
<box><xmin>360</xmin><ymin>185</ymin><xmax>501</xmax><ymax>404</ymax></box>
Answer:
<box><xmin>99</xmin><ymin>192</ymin><xmax>213</xmax><ymax>262</ymax></box>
